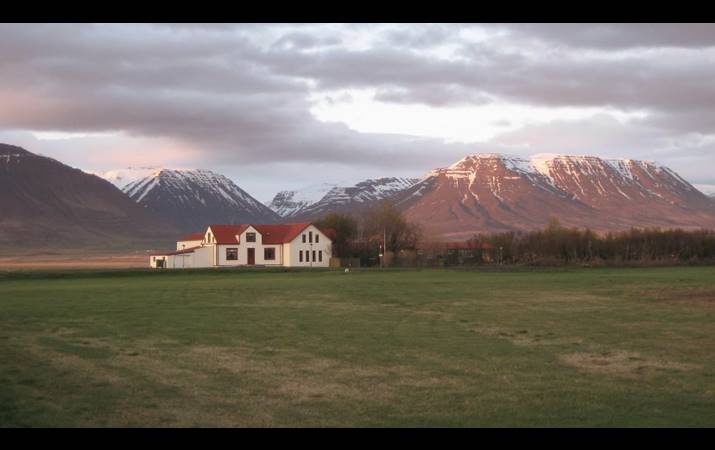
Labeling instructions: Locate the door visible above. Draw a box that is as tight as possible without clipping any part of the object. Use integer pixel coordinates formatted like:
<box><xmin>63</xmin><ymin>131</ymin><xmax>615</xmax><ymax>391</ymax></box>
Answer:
<box><xmin>247</xmin><ymin>248</ymin><xmax>255</xmax><ymax>265</ymax></box>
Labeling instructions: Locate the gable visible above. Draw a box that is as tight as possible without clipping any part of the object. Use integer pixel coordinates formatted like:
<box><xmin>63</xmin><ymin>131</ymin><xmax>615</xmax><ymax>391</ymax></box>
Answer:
<box><xmin>289</xmin><ymin>224</ymin><xmax>333</xmax><ymax>244</ymax></box>
<box><xmin>207</xmin><ymin>224</ymin><xmax>249</xmax><ymax>244</ymax></box>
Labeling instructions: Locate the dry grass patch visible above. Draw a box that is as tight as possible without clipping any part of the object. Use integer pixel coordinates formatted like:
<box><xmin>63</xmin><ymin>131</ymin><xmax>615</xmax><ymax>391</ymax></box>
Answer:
<box><xmin>560</xmin><ymin>351</ymin><xmax>698</xmax><ymax>378</ymax></box>
<box><xmin>469</xmin><ymin>326</ymin><xmax>583</xmax><ymax>347</ymax></box>
<box><xmin>188</xmin><ymin>345</ymin><xmax>394</xmax><ymax>402</ymax></box>
<box><xmin>639</xmin><ymin>287</ymin><xmax>715</xmax><ymax>306</ymax></box>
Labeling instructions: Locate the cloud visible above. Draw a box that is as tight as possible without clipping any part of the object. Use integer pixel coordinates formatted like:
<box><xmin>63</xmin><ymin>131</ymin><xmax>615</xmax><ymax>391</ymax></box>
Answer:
<box><xmin>1</xmin><ymin>23</ymin><xmax>715</xmax><ymax>198</ymax></box>
<box><xmin>486</xmin><ymin>113</ymin><xmax>715</xmax><ymax>185</ymax></box>
<box><xmin>492</xmin><ymin>23</ymin><xmax>715</xmax><ymax>50</ymax></box>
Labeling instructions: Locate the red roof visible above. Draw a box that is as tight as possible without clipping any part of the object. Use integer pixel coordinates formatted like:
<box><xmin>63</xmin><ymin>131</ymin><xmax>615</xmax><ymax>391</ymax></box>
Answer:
<box><xmin>253</xmin><ymin>223</ymin><xmax>311</xmax><ymax>244</ymax></box>
<box><xmin>177</xmin><ymin>231</ymin><xmax>205</xmax><ymax>242</ymax></box>
<box><xmin>207</xmin><ymin>224</ymin><xmax>250</xmax><ymax>244</ymax></box>
<box><xmin>206</xmin><ymin>223</ymin><xmax>324</xmax><ymax>245</ymax></box>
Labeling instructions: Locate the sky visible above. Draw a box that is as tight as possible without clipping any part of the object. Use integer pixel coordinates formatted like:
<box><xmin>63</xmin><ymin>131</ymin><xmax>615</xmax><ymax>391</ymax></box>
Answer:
<box><xmin>2</xmin><ymin>23</ymin><xmax>715</xmax><ymax>202</ymax></box>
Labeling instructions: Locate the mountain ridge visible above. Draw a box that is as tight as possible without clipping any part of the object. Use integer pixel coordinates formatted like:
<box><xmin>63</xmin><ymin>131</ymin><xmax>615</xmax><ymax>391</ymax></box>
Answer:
<box><xmin>273</xmin><ymin>177</ymin><xmax>419</xmax><ymax>219</ymax></box>
<box><xmin>122</xmin><ymin>168</ymin><xmax>281</xmax><ymax>233</ymax></box>
<box><xmin>396</xmin><ymin>153</ymin><xmax>715</xmax><ymax>239</ymax></box>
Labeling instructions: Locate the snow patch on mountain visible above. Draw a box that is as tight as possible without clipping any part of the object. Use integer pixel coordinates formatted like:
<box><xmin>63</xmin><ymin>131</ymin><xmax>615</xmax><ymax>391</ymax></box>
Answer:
<box><xmin>91</xmin><ymin>167</ymin><xmax>164</xmax><ymax>188</ymax></box>
<box><xmin>271</xmin><ymin>177</ymin><xmax>419</xmax><ymax>218</ymax></box>
<box><xmin>269</xmin><ymin>183</ymin><xmax>338</xmax><ymax>217</ymax></box>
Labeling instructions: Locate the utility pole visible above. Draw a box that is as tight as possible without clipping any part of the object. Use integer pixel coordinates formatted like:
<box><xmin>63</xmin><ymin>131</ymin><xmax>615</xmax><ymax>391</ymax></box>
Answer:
<box><xmin>383</xmin><ymin>226</ymin><xmax>386</xmax><ymax>269</ymax></box>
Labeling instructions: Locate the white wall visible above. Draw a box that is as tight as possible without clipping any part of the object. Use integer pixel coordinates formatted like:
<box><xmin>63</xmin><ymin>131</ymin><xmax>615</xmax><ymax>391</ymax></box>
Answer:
<box><xmin>287</xmin><ymin>225</ymin><xmax>332</xmax><ymax>267</ymax></box>
<box><xmin>176</xmin><ymin>239</ymin><xmax>203</xmax><ymax>251</ymax></box>
<box><xmin>150</xmin><ymin>246</ymin><xmax>213</xmax><ymax>269</ymax></box>
<box><xmin>212</xmin><ymin>226</ymin><xmax>284</xmax><ymax>266</ymax></box>
<box><xmin>150</xmin><ymin>256</ymin><xmax>166</xmax><ymax>268</ymax></box>
<box><xmin>192</xmin><ymin>246</ymin><xmax>213</xmax><ymax>268</ymax></box>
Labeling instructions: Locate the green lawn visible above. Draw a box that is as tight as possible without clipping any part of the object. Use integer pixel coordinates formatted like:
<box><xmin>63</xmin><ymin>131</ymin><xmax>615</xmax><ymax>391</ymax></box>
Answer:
<box><xmin>1</xmin><ymin>267</ymin><xmax>714</xmax><ymax>427</ymax></box>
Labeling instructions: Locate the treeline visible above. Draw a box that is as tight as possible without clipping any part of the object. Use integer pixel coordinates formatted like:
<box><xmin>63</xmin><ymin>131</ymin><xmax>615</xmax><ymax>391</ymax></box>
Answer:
<box><xmin>469</xmin><ymin>219</ymin><xmax>715</xmax><ymax>265</ymax></box>
<box><xmin>316</xmin><ymin>203</ymin><xmax>715</xmax><ymax>266</ymax></box>
<box><xmin>314</xmin><ymin>201</ymin><xmax>421</xmax><ymax>266</ymax></box>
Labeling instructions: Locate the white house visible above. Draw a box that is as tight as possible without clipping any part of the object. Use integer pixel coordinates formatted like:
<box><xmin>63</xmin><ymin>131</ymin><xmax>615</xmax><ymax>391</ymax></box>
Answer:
<box><xmin>150</xmin><ymin>222</ymin><xmax>334</xmax><ymax>269</ymax></box>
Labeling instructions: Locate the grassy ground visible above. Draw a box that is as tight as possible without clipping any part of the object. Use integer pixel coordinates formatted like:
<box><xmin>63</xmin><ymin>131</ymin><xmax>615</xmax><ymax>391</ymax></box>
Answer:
<box><xmin>1</xmin><ymin>266</ymin><xmax>714</xmax><ymax>427</ymax></box>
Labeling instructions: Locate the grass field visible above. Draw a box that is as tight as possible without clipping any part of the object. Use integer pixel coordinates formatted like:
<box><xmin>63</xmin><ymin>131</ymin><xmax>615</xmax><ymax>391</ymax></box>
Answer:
<box><xmin>1</xmin><ymin>266</ymin><xmax>714</xmax><ymax>427</ymax></box>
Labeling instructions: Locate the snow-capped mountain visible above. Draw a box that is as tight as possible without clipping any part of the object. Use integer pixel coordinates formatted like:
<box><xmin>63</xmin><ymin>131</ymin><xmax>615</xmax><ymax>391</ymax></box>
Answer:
<box><xmin>122</xmin><ymin>169</ymin><xmax>280</xmax><ymax>233</ymax></box>
<box><xmin>269</xmin><ymin>182</ymin><xmax>338</xmax><ymax>217</ymax></box>
<box><xmin>90</xmin><ymin>167</ymin><xmax>161</xmax><ymax>189</ymax></box>
<box><xmin>271</xmin><ymin>177</ymin><xmax>419</xmax><ymax>219</ymax></box>
<box><xmin>395</xmin><ymin>153</ymin><xmax>715</xmax><ymax>239</ymax></box>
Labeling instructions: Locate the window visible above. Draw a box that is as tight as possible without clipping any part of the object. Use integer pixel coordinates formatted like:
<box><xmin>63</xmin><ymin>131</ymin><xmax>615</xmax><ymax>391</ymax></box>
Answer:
<box><xmin>305</xmin><ymin>250</ymin><xmax>310</xmax><ymax>262</ymax></box>
<box><xmin>318</xmin><ymin>251</ymin><xmax>322</xmax><ymax>262</ymax></box>
<box><xmin>226</xmin><ymin>248</ymin><xmax>238</xmax><ymax>260</ymax></box>
<box><xmin>309</xmin><ymin>231</ymin><xmax>313</xmax><ymax>243</ymax></box>
<box><xmin>312</xmin><ymin>250</ymin><xmax>316</xmax><ymax>262</ymax></box>
<box><xmin>299</xmin><ymin>250</ymin><xmax>303</xmax><ymax>262</ymax></box>
<box><xmin>302</xmin><ymin>234</ymin><xmax>306</xmax><ymax>243</ymax></box>
<box><xmin>315</xmin><ymin>234</ymin><xmax>319</xmax><ymax>243</ymax></box>
<box><xmin>264</xmin><ymin>248</ymin><xmax>275</xmax><ymax>260</ymax></box>
<box><xmin>246</xmin><ymin>232</ymin><xmax>256</xmax><ymax>243</ymax></box>
<box><xmin>207</xmin><ymin>232</ymin><xmax>212</xmax><ymax>243</ymax></box>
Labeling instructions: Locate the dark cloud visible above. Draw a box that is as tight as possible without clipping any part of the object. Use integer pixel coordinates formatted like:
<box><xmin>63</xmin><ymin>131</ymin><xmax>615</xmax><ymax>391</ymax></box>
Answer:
<box><xmin>0</xmin><ymin>23</ymin><xmax>470</xmax><ymax>170</ymax></box>
<box><xmin>0</xmin><ymin>23</ymin><xmax>714</xmax><ymax>194</ymax></box>
<box><xmin>256</xmin><ymin>38</ymin><xmax>715</xmax><ymax>117</ymax></box>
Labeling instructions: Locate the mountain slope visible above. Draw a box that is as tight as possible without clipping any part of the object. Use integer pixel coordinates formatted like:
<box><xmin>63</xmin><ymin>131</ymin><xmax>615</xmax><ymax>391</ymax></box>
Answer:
<box><xmin>0</xmin><ymin>143</ymin><xmax>176</xmax><ymax>249</ymax></box>
<box><xmin>269</xmin><ymin>183</ymin><xmax>338</xmax><ymax>217</ymax></box>
<box><xmin>274</xmin><ymin>177</ymin><xmax>418</xmax><ymax>219</ymax></box>
<box><xmin>90</xmin><ymin>167</ymin><xmax>160</xmax><ymax>189</ymax></box>
<box><xmin>395</xmin><ymin>154</ymin><xmax>715</xmax><ymax>239</ymax></box>
<box><xmin>123</xmin><ymin>169</ymin><xmax>280</xmax><ymax>233</ymax></box>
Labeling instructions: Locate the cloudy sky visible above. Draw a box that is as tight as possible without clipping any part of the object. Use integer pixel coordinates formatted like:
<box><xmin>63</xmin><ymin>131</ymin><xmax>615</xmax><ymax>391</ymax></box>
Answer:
<box><xmin>2</xmin><ymin>23</ymin><xmax>715</xmax><ymax>201</ymax></box>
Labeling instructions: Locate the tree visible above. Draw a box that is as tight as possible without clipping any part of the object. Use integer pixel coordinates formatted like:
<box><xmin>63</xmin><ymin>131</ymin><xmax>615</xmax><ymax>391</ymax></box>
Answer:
<box><xmin>361</xmin><ymin>200</ymin><xmax>421</xmax><ymax>253</ymax></box>
<box><xmin>314</xmin><ymin>212</ymin><xmax>357</xmax><ymax>257</ymax></box>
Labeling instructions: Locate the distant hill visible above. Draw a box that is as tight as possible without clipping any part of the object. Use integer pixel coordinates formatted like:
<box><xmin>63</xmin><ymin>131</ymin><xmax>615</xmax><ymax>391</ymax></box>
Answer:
<box><xmin>0</xmin><ymin>143</ymin><xmax>176</xmax><ymax>251</ymax></box>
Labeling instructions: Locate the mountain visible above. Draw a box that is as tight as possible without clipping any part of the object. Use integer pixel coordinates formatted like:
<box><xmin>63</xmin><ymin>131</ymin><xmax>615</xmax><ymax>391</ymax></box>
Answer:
<box><xmin>269</xmin><ymin>182</ymin><xmax>338</xmax><ymax>217</ymax></box>
<box><xmin>695</xmin><ymin>184</ymin><xmax>715</xmax><ymax>198</ymax></box>
<box><xmin>272</xmin><ymin>177</ymin><xmax>419</xmax><ymax>219</ymax></box>
<box><xmin>0</xmin><ymin>143</ymin><xmax>176</xmax><ymax>250</ymax></box>
<box><xmin>395</xmin><ymin>154</ymin><xmax>715</xmax><ymax>239</ymax></box>
<box><xmin>122</xmin><ymin>169</ymin><xmax>281</xmax><ymax>233</ymax></box>
<box><xmin>90</xmin><ymin>167</ymin><xmax>161</xmax><ymax>188</ymax></box>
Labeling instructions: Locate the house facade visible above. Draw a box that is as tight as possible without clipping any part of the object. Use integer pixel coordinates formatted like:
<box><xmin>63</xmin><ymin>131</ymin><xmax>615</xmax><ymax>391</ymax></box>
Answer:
<box><xmin>150</xmin><ymin>222</ymin><xmax>333</xmax><ymax>269</ymax></box>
